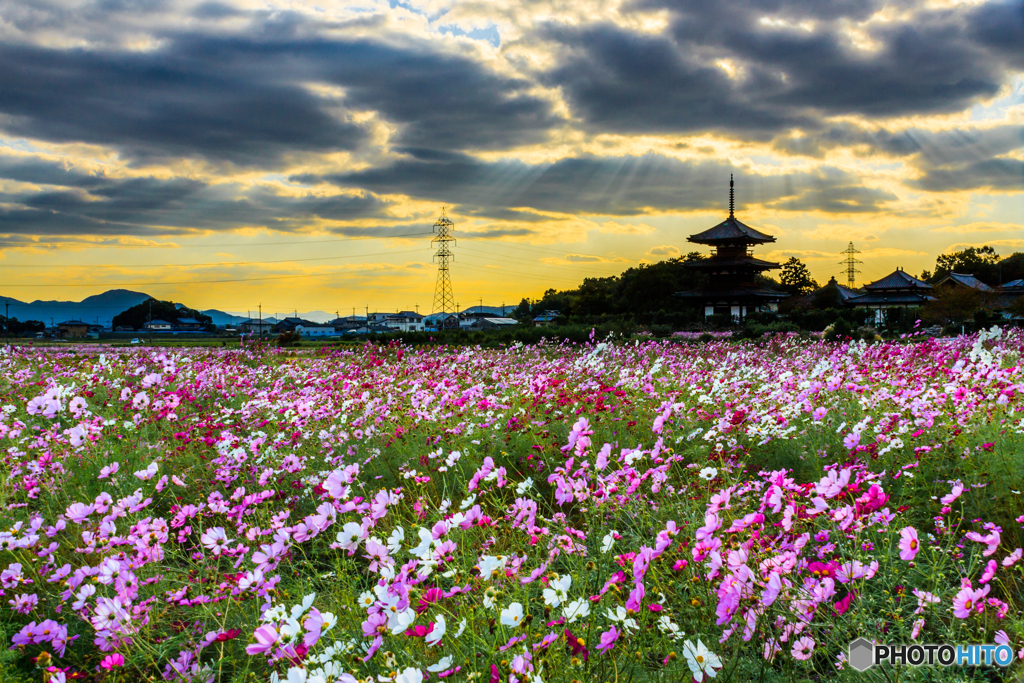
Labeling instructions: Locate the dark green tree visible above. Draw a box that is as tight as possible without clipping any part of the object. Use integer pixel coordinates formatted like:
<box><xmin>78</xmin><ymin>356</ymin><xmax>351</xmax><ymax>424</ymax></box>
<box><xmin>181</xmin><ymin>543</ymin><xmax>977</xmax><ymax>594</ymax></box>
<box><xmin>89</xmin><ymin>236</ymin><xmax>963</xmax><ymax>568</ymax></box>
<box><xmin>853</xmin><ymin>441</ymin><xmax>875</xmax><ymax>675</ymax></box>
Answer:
<box><xmin>929</xmin><ymin>246</ymin><xmax>1000</xmax><ymax>285</ymax></box>
<box><xmin>112</xmin><ymin>299</ymin><xmax>212</xmax><ymax>330</ymax></box>
<box><xmin>779</xmin><ymin>258</ymin><xmax>819</xmax><ymax>296</ymax></box>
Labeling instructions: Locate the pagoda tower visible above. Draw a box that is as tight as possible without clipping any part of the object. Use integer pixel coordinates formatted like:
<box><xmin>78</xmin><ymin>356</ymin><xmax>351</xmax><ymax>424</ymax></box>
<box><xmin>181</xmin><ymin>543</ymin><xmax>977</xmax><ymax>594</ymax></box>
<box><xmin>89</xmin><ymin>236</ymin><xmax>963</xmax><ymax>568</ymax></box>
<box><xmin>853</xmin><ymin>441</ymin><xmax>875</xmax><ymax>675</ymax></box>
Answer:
<box><xmin>675</xmin><ymin>175</ymin><xmax>786</xmax><ymax>321</ymax></box>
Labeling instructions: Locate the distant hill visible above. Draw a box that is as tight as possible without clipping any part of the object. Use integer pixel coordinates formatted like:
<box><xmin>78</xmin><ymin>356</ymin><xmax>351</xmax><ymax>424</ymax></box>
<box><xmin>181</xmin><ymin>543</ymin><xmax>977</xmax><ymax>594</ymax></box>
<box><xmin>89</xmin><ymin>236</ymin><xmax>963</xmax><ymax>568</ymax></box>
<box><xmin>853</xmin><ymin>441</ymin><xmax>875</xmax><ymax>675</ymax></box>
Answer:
<box><xmin>0</xmin><ymin>289</ymin><xmax>152</xmax><ymax>327</ymax></box>
<box><xmin>200</xmin><ymin>309</ymin><xmax>248</xmax><ymax>326</ymax></box>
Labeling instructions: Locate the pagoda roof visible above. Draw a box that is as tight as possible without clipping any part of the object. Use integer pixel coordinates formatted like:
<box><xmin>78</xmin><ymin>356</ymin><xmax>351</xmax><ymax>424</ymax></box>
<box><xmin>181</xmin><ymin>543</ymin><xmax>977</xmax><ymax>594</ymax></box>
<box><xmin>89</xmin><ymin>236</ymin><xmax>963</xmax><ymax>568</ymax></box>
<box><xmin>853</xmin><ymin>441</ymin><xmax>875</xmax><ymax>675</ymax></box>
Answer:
<box><xmin>683</xmin><ymin>255</ymin><xmax>781</xmax><ymax>270</ymax></box>
<box><xmin>674</xmin><ymin>286</ymin><xmax>788</xmax><ymax>301</ymax></box>
<box><xmin>863</xmin><ymin>269</ymin><xmax>932</xmax><ymax>291</ymax></box>
<box><xmin>687</xmin><ymin>216</ymin><xmax>776</xmax><ymax>245</ymax></box>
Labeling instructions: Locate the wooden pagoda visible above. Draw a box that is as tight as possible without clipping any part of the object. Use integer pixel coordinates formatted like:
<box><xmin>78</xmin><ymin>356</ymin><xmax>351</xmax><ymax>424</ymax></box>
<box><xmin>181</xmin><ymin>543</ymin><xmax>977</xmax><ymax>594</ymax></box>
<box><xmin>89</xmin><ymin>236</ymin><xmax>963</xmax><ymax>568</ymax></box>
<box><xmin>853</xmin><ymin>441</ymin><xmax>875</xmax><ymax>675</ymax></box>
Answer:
<box><xmin>675</xmin><ymin>176</ymin><xmax>787</xmax><ymax>320</ymax></box>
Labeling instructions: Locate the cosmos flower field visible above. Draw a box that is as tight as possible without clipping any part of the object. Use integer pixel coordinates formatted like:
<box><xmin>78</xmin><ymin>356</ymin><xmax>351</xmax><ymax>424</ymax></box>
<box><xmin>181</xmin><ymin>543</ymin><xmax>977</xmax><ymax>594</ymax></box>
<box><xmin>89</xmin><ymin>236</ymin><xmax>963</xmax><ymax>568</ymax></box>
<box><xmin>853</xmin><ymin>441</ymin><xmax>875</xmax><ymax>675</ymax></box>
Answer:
<box><xmin>2</xmin><ymin>330</ymin><xmax>1023</xmax><ymax>683</ymax></box>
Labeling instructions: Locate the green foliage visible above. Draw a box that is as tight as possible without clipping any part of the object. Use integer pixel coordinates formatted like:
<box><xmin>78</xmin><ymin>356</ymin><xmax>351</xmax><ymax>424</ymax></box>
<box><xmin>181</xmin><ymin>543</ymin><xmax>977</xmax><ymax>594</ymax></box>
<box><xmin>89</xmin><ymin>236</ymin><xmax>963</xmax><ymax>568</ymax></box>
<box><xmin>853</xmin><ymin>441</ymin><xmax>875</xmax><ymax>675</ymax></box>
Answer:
<box><xmin>779</xmin><ymin>257</ymin><xmax>819</xmax><ymax>296</ymax></box>
<box><xmin>926</xmin><ymin>246</ymin><xmax>1024</xmax><ymax>286</ymax></box>
<box><xmin>0</xmin><ymin>317</ymin><xmax>45</xmax><ymax>335</ymax></box>
<box><xmin>112</xmin><ymin>298</ymin><xmax>213</xmax><ymax>330</ymax></box>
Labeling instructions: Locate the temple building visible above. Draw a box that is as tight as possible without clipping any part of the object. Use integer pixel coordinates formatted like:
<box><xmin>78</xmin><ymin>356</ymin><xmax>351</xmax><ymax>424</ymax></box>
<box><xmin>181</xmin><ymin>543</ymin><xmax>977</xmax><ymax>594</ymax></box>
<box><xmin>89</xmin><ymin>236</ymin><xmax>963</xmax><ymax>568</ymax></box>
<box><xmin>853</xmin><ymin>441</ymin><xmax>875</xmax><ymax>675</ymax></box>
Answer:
<box><xmin>845</xmin><ymin>268</ymin><xmax>934</xmax><ymax>323</ymax></box>
<box><xmin>675</xmin><ymin>176</ymin><xmax>786</xmax><ymax>320</ymax></box>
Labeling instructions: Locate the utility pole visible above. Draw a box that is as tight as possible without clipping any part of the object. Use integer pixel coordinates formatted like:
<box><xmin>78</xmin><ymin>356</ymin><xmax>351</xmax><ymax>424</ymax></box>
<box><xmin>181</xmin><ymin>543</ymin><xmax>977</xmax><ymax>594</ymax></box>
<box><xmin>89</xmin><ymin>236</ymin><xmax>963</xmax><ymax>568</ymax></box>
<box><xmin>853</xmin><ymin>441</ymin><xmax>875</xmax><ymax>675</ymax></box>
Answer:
<box><xmin>839</xmin><ymin>242</ymin><xmax>862</xmax><ymax>289</ymax></box>
<box><xmin>430</xmin><ymin>207</ymin><xmax>457</xmax><ymax>329</ymax></box>
<box><xmin>4</xmin><ymin>302</ymin><xmax>8</xmax><ymax>346</ymax></box>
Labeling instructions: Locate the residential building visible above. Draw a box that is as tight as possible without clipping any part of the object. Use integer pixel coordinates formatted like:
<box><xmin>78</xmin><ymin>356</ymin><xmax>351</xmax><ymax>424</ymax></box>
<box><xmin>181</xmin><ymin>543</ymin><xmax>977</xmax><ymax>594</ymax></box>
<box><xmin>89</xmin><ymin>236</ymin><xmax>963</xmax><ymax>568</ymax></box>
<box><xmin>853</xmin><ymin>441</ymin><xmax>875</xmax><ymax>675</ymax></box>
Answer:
<box><xmin>143</xmin><ymin>319</ymin><xmax>173</xmax><ymax>331</ymax></box>
<box><xmin>57</xmin><ymin>320</ymin><xmax>90</xmax><ymax>339</ymax></box>
<box><xmin>175</xmin><ymin>317</ymin><xmax>205</xmax><ymax>331</ymax></box>
<box><xmin>237</xmin><ymin>319</ymin><xmax>274</xmax><ymax>334</ymax></box>
<box><xmin>295</xmin><ymin>323</ymin><xmax>337</xmax><ymax>339</ymax></box>
<box><xmin>532</xmin><ymin>310</ymin><xmax>561</xmax><ymax>326</ymax></box>
<box><xmin>470</xmin><ymin>317</ymin><xmax>519</xmax><ymax>330</ymax></box>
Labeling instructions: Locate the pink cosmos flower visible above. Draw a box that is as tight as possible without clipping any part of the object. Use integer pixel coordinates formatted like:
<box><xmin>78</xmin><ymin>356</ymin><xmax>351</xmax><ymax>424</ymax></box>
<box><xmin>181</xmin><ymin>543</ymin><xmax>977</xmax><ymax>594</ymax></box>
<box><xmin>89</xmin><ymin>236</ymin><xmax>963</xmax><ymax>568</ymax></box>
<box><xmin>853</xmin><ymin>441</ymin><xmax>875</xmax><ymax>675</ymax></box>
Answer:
<box><xmin>898</xmin><ymin>527</ymin><xmax>920</xmax><ymax>561</ymax></box>
<box><xmin>100</xmin><ymin>654</ymin><xmax>125</xmax><ymax>670</ymax></box>
<box><xmin>1002</xmin><ymin>548</ymin><xmax>1022</xmax><ymax>567</ymax></box>
<box><xmin>792</xmin><ymin>635</ymin><xmax>815</xmax><ymax>660</ymax></box>
<box><xmin>245</xmin><ymin>624</ymin><xmax>280</xmax><ymax>655</ymax></box>
<box><xmin>596</xmin><ymin>626</ymin><xmax>620</xmax><ymax>653</ymax></box>
<box><xmin>980</xmin><ymin>560</ymin><xmax>998</xmax><ymax>584</ymax></box>
<box><xmin>940</xmin><ymin>483</ymin><xmax>964</xmax><ymax>505</ymax></box>
<box><xmin>911</xmin><ymin>618</ymin><xmax>925</xmax><ymax>640</ymax></box>
<box><xmin>952</xmin><ymin>585</ymin><xmax>989</xmax><ymax>619</ymax></box>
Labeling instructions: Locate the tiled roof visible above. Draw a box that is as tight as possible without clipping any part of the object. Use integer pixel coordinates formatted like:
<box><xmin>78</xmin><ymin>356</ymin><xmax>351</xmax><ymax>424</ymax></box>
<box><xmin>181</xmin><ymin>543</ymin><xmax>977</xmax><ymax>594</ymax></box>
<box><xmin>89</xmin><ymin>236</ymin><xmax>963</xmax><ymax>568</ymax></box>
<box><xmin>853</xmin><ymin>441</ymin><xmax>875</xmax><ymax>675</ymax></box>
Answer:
<box><xmin>686</xmin><ymin>216</ymin><xmax>776</xmax><ymax>245</ymax></box>
<box><xmin>999</xmin><ymin>279</ymin><xmax>1024</xmax><ymax>290</ymax></box>
<box><xmin>847</xmin><ymin>292</ymin><xmax>934</xmax><ymax>305</ymax></box>
<box><xmin>863</xmin><ymin>269</ymin><xmax>932</xmax><ymax>291</ymax></box>
<box><xmin>937</xmin><ymin>273</ymin><xmax>994</xmax><ymax>292</ymax></box>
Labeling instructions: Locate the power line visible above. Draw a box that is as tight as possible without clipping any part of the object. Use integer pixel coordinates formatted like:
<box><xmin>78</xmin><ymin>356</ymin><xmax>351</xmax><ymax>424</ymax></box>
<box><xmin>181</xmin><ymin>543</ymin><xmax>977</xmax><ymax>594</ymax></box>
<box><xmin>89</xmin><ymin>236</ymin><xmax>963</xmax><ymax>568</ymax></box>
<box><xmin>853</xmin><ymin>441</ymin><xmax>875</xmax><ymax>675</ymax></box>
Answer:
<box><xmin>0</xmin><ymin>249</ymin><xmax>431</xmax><ymax>269</ymax></box>
<box><xmin>459</xmin><ymin>246</ymin><xmax>626</xmax><ymax>276</ymax></box>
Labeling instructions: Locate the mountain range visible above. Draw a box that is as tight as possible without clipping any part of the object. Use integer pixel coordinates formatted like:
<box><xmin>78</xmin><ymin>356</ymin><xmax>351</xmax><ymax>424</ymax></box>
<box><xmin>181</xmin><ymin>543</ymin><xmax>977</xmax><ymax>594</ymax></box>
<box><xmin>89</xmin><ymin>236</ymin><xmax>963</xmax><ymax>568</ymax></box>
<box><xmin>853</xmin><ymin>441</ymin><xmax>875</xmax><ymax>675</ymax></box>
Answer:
<box><xmin>0</xmin><ymin>289</ymin><xmax>335</xmax><ymax>327</ymax></box>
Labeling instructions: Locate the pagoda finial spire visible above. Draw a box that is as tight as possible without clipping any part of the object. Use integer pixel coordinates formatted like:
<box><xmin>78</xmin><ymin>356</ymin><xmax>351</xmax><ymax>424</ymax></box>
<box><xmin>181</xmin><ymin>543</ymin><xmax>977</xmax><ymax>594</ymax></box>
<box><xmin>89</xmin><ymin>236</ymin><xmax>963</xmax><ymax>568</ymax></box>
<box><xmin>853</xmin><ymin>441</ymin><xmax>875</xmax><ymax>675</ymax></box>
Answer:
<box><xmin>729</xmin><ymin>174</ymin><xmax>735</xmax><ymax>218</ymax></box>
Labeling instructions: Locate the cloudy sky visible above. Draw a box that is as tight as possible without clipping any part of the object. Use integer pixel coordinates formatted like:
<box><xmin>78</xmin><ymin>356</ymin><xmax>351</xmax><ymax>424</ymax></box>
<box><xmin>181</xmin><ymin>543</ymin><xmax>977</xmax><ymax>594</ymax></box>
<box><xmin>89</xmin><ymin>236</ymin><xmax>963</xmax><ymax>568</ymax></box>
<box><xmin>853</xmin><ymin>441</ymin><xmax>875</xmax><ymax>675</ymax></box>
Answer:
<box><xmin>0</xmin><ymin>0</ymin><xmax>1021</xmax><ymax>314</ymax></box>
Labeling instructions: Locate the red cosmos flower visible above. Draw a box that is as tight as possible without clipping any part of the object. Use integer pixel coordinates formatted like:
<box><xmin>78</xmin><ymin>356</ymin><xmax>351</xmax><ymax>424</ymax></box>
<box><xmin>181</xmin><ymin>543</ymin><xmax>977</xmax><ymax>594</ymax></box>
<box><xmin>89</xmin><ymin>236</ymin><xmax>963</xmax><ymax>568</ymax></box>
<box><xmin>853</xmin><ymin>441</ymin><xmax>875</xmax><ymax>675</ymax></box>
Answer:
<box><xmin>564</xmin><ymin>629</ymin><xmax>590</xmax><ymax>661</ymax></box>
<box><xmin>214</xmin><ymin>629</ymin><xmax>241</xmax><ymax>641</ymax></box>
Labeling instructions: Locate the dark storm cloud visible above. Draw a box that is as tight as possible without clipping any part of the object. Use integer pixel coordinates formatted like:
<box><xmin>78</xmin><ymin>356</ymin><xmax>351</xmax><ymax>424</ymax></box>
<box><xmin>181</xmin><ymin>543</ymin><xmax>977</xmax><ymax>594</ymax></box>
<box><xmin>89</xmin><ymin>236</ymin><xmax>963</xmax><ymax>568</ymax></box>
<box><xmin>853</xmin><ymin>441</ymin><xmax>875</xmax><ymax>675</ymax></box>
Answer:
<box><xmin>912</xmin><ymin>158</ymin><xmax>1024</xmax><ymax>192</ymax></box>
<box><xmin>0</xmin><ymin>22</ymin><xmax>558</xmax><ymax>165</ymax></box>
<box><xmin>770</xmin><ymin>123</ymin><xmax>1024</xmax><ymax>193</ymax></box>
<box><xmin>312</xmin><ymin>150</ymin><xmax>896</xmax><ymax>216</ymax></box>
<box><xmin>541</xmin><ymin>0</ymin><xmax>1015</xmax><ymax>136</ymax></box>
<box><xmin>0</xmin><ymin>156</ymin><xmax>394</xmax><ymax>236</ymax></box>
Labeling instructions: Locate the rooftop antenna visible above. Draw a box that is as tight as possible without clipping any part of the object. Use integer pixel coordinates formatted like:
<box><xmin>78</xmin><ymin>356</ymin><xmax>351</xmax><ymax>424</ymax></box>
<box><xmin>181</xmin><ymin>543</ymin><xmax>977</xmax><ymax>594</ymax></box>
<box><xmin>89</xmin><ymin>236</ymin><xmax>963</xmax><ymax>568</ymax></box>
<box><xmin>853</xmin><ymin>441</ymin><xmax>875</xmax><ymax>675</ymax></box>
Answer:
<box><xmin>839</xmin><ymin>242</ymin><xmax>862</xmax><ymax>289</ymax></box>
<box><xmin>431</xmin><ymin>207</ymin><xmax>457</xmax><ymax>329</ymax></box>
<box><xmin>729</xmin><ymin>174</ymin><xmax>735</xmax><ymax>218</ymax></box>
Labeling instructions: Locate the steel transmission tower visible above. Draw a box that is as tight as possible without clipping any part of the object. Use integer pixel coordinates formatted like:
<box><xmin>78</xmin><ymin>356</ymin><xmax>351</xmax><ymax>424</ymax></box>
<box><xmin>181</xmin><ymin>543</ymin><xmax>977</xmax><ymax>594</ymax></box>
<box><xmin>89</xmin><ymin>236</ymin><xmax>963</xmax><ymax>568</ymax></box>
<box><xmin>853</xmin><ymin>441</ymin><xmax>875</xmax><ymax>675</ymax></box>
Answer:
<box><xmin>431</xmin><ymin>208</ymin><xmax>458</xmax><ymax>329</ymax></box>
<box><xmin>839</xmin><ymin>242</ymin><xmax>862</xmax><ymax>289</ymax></box>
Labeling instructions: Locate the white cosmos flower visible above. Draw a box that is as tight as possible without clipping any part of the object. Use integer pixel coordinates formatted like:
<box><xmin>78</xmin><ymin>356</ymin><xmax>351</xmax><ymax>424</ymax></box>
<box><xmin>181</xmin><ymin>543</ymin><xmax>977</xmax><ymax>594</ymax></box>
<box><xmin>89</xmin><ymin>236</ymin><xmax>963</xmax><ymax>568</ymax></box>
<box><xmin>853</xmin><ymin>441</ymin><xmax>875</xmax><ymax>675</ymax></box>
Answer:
<box><xmin>499</xmin><ymin>602</ymin><xmax>525</xmax><ymax>627</ymax></box>
<box><xmin>682</xmin><ymin>639</ymin><xmax>722</xmax><ymax>681</ymax></box>
<box><xmin>699</xmin><ymin>467</ymin><xmax>718</xmax><ymax>480</ymax></box>
<box><xmin>425</xmin><ymin>615</ymin><xmax>446</xmax><ymax>646</ymax></box>
<box><xmin>542</xmin><ymin>574</ymin><xmax>571</xmax><ymax>607</ymax></box>
<box><xmin>516</xmin><ymin>478</ymin><xmax>534</xmax><ymax>495</ymax></box>
<box><xmin>563</xmin><ymin>598</ymin><xmax>591</xmax><ymax>623</ymax></box>
<box><xmin>410</xmin><ymin>527</ymin><xmax>433</xmax><ymax>557</ymax></box>
<box><xmin>387</xmin><ymin>527</ymin><xmax>405</xmax><ymax>555</ymax></box>
<box><xmin>454</xmin><ymin>618</ymin><xmax>467</xmax><ymax>637</ymax></box>
<box><xmin>601</xmin><ymin>532</ymin><xmax>617</xmax><ymax>553</ymax></box>
<box><xmin>478</xmin><ymin>555</ymin><xmax>506</xmax><ymax>578</ymax></box>
<box><xmin>427</xmin><ymin>655</ymin><xmax>454</xmax><ymax>672</ymax></box>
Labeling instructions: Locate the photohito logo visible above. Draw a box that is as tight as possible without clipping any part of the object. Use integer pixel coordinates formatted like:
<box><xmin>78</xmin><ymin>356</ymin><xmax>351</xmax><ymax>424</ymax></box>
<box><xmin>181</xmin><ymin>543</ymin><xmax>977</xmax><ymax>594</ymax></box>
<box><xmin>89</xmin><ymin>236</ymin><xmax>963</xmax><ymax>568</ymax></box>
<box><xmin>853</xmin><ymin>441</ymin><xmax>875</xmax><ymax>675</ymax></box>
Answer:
<box><xmin>848</xmin><ymin>638</ymin><xmax>1014</xmax><ymax>671</ymax></box>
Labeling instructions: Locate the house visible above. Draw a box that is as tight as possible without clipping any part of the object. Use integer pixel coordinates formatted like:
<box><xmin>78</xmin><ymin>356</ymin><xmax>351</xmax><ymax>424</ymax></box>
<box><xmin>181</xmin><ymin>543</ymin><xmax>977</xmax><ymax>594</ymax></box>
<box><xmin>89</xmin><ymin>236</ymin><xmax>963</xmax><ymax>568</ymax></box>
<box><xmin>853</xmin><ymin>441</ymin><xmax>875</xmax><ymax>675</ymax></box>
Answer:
<box><xmin>274</xmin><ymin>317</ymin><xmax>314</xmax><ymax>333</ymax></box>
<box><xmin>142</xmin><ymin>319</ymin><xmax>173</xmax><ymax>331</ymax></box>
<box><xmin>846</xmin><ymin>268</ymin><xmax>935</xmax><ymax>323</ymax></box>
<box><xmin>295</xmin><ymin>323</ymin><xmax>337</xmax><ymax>339</ymax></box>
<box><xmin>328</xmin><ymin>315</ymin><xmax>367</xmax><ymax>333</ymax></box>
<box><xmin>533</xmin><ymin>310</ymin><xmax>561</xmax><ymax>326</ymax></box>
<box><xmin>424</xmin><ymin>313</ymin><xmax>460</xmax><ymax>330</ymax></box>
<box><xmin>934</xmin><ymin>273</ymin><xmax>995</xmax><ymax>293</ymax></box>
<box><xmin>115</xmin><ymin>325</ymin><xmax>135</xmax><ymax>333</ymax></box>
<box><xmin>460</xmin><ymin>305</ymin><xmax>514</xmax><ymax>322</ymax></box>
<box><xmin>381</xmin><ymin>311</ymin><xmax>425</xmax><ymax>332</ymax></box>
<box><xmin>237</xmin><ymin>319</ymin><xmax>274</xmax><ymax>334</ymax></box>
<box><xmin>175</xmin><ymin>317</ymin><xmax>205</xmax><ymax>331</ymax></box>
<box><xmin>470</xmin><ymin>317</ymin><xmax>519</xmax><ymax>330</ymax></box>
<box><xmin>995</xmin><ymin>279</ymin><xmax>1024</xmax><ymax>316</ymax></box>
<box><xmin>674</xmin><ymin>176</ymin><xmax>786</xmax><ymax>321</ymax></box>
<box><xmin>343</xmin><ymin>324</ymin><xmax>395</xmax><ymax>335</ymax></box>
<box><xmin>57</xmin><ymin>320</ymin><xmax>90</xmax><ymax>339</ymax></box>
